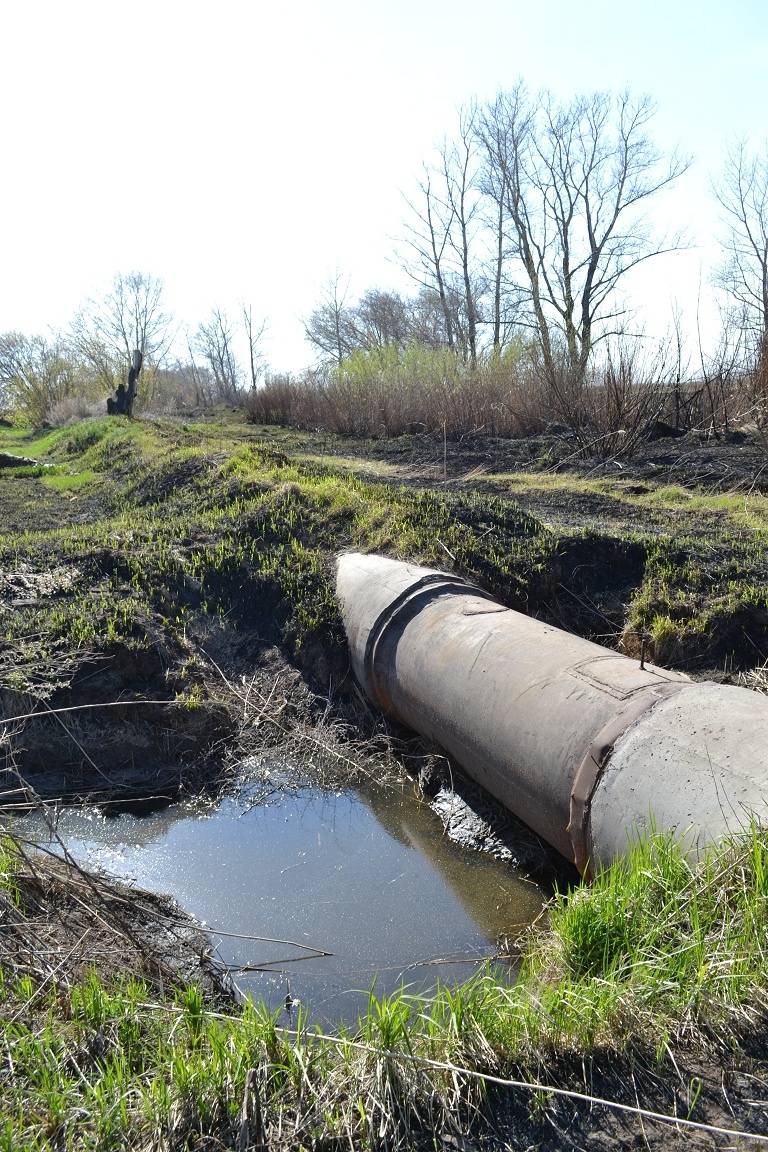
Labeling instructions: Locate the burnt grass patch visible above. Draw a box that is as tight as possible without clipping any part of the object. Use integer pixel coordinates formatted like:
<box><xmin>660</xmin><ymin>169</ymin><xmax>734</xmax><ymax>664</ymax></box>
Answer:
<box><xmin>1</xmin><ymin>414</ymin><xmax>767</xmax><ymax>809</ymax></box>
<box><xmin>544</xmin><ymin>533</ymin><xmax>649</xmax><ymax>643</ymax></box>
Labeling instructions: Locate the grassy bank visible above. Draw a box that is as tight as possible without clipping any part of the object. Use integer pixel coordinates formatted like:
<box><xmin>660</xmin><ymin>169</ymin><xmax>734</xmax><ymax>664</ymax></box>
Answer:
<box><xmin>0</xmin><ymin>416</ymin><xmax>555</xmax><ymax>801</ymax></box>
<box><xmin>2</xmin><ymin>826</ymin><xmax>768</xmax><ymax>1149</ymax></box>
<box><xmin>2</xmin><ymin>415</ymin><xmax>768</xmax><ymax>1147</ymax></box>
<box><xmin>1</xmin><ymin>412</ymin><xmax>767</xmax><ymax>802</ymax></box>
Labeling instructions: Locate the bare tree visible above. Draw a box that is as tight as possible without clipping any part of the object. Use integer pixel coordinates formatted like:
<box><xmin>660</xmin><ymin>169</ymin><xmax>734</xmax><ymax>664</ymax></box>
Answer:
<box><xmin>478</xmin><ymin>133</ymin><xmax>509</xmax><ymax>353</ymax></box>
<box><xmin>305</xmin><ymin>281</ymin><xmax>455</xmax><ymax>363</ymax></box>
<box><xmin>0</xmin><ymin>333</ymin><xmax>77</xmax><ymax>425</ymax></box>
<box><xmin>476</xmin><ymin>100</ymin><xmax>526</xmax><ymax>353</ymax></box>
<box><xmin>402</xmin><ymin>170</ymin><xmax>457</xmax><ymax>352</ymax></box>
<box><xmin>142</xmin><ymin>361</ymin><xmax>211</xmax><ymax>412</ymax></box>
<box><xmin>71</xmin><ymin>271</ymin><xmax>173</xmax><ymax>393</ymax></box>
<box><xmin>352</xmin><ymin>289</ymin><xmax>413</xmax><ymax>350</ymax></box>
<box><xmin>440</xmin><ymin>106</ymin><xmax>484</xmax><ymax>367</ymax></box>
<box><xmin>184</xmin><ymin>335</ymin><xmax>213</xmax><ymax>407</ymax></box>
<box><xmin>304</xmin><ymin>275</ymin><xmax>357</xmax><ymax>364</ymax></box>
<box><xmin>195</xmin><ymin>309</ymin><xmax>242</xmax><ymax>403</ymax></box>
<box><xmin>407</xmin><ymin>287</ymin><xmax>455</xmax><ymax>349</ymax></box>
<box><xmin>242</xmin><ymin>304</ymin><xmax>266</xmax><ymax>390</ymax></box>
<box><xmin>715</xmin><ymin>142</ymin><xmax>768</xmax><ymax>361</ymax></box>
<box><xmin>478</xmin><ymin>85</ymin><xmax>688</xmax><ymax>384</ymax></box>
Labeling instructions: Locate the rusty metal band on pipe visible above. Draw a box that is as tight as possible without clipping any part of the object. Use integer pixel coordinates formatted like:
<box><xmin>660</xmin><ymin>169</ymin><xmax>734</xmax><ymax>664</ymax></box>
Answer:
<box><xmin>363</xmin><ymin>573</ymin><xmax>495</xmax><ymax>713</ymax></box>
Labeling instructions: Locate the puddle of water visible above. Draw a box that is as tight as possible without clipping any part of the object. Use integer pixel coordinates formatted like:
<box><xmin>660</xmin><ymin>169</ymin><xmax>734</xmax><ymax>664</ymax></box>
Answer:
<box><xmin>12</xmin><ymin>779</ymin><xmax>545</xmax><ymax>1024</ymax></box>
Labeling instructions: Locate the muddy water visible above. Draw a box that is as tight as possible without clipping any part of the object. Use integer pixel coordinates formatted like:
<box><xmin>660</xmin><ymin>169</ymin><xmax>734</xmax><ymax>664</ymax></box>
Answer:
<box><xmin>16</xmin><ymin>777</ymin><xmax>545</xmax><ymax>1023</ymax></box>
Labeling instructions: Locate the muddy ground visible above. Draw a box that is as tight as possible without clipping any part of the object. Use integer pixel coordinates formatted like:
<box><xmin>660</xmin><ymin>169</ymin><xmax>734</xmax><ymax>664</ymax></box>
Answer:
<box><xmin>1</xmin><ymin>415</ymin><xmax>768</xmax><ymax>1149</ymax></box>
<box><xmin>489</xmin><ymin>1039</ymin><xmax>768</xmax><ymax>1151</ymax></box>
<box><xmin>1</xmin><ymin>415</ymin><xmax>767</xmax><ymax>833</ymax></box>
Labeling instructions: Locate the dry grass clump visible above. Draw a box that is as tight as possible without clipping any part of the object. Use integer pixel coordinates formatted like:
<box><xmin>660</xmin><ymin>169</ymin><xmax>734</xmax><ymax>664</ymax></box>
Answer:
<box><xmin>0</xmin><ymin>833</ymin><xmax>225</xmax><ymax>999</ymax></box>
<box><xmin>246</xmin><ymin>341</ymin><xmax>768</xmax><ymax>455</ymax></box>
<box><xmin>740</xmin><ymin>659</ymin><xmax>768</xmax><ymax>694</ymax></box>
<box><xmin>47</xmin><ymin>395</ymin><xmax>108</xmax><ymax>427</ymax></box>
<box><xmin>246</xmin><ymin>347</ymin><xmax>550</xmax><ymax>440</ymax></box>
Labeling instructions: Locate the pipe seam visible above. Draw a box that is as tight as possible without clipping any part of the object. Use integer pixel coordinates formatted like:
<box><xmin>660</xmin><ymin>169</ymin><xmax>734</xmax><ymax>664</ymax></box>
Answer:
<box><xmin>568</xmin><ymin>682</ymin><xmax>686</xmax><ymax>876</ymax></box>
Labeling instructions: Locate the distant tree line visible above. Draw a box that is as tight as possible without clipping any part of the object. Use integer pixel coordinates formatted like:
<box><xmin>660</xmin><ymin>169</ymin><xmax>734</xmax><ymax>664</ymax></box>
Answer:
<box><xmin>0</xmin><ymin>272</ymin><xmax>266</xmax><ymax>425</ymax></box>
<box><xmin>304</xmin><ymin>83</ymin><xmax>768</xmax><ymax>413</ymax></box>
<box><xmin>304</xmin><ymin>277</ymin><xmax>460</xmax><ymax>364</ymax></box>
<box><xmin>3</xmin><ymin>80</ymin><xmax>767</xmax><ymax>439</ymax></box>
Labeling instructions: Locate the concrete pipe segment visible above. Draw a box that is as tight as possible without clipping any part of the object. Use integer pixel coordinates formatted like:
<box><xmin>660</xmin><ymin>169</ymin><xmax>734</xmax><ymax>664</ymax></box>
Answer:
<box><xmin>336</xmin><ymin>552</ymin><xmax>768</xmax><ymax>875</ymax></box>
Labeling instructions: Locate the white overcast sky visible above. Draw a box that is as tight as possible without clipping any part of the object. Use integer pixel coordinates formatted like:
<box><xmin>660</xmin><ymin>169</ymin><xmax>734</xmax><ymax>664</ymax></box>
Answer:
<box><xmin>2</xmin><ymin>0</ymin><xmax>767</xmax><ymax>371</ymax></box>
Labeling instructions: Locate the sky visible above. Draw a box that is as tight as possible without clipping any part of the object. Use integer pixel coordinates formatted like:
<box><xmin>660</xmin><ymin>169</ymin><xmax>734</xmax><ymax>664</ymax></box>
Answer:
<box><xmin>2</xmin><ymin>0</ymin><xmax>767</xmax><ymax>372</ymax></box>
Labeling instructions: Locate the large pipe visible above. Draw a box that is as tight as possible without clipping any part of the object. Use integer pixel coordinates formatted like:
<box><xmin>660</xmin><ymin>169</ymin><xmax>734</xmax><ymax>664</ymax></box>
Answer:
<box><xmin>336</xmin><ymin>553</ymin><xmax>768</xmax><ymax>874</ymax></box>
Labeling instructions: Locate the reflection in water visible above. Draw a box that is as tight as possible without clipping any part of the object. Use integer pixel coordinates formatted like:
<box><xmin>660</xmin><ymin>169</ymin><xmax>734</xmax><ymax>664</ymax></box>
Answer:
<box><xmin>12</xmin><ymin>778</ymin><xmax>545</xmax><ymax>1023</ymax></box>
<box><xmin>357</xmin><ymin>782</ymin><xmax>542</xmax><ymax>943</ymax></box>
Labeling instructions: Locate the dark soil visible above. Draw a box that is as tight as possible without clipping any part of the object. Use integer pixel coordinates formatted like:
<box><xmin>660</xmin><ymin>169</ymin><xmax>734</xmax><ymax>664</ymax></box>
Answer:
<box><xmin>262</xmin><ymin>422</ymin><xmax>768</xmax><ymax>492</ymax></box>
<box><xmin>486</xmin><ymin>1042</ymin><xmax>768</xmax><ymax>1150</ymax></box>
<box><xmin>0</xmin><ymin>452</ymin><xmax>41</xmax><ymax>468</ymax></box>
<box><xmin>0</xmin><ymin>475</ymin><xmax>101</xmax><ymax>533</ymax></box>
<box><xmin>608</xmin><ymin>429</ymin><xmax>768</xmax><ymax>492</ymax></box>
<box><xmin>0</xmin><ymin>632</ymin><xmax>235</xmax><ymax>807</ymax></box>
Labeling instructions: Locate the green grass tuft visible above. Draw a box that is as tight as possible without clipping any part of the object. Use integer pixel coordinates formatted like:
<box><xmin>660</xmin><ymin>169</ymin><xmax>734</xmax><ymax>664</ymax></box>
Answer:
<box><xmin>2</xmin><ymin>828</ymin><xmax>768</xmax><ymax>1148</ymax></box>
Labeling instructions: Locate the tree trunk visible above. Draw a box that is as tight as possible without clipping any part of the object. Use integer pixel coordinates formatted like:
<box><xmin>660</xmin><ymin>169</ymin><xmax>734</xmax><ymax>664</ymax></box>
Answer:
<box><xmin>493</xmin><ymin>196</ymin><xmax>504</xmax><ymax>351</ymax></box>
<box><xmin>107</xmin><ymin>349</ymin><xmax>142</xmax><ymax>417</ymax></box>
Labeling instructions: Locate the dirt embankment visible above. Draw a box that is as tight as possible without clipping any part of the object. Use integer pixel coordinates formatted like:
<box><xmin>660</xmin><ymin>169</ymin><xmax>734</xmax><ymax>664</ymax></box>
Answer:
<box><xmin>2</xmin><ymin>417</ymin><xmax>768</xmax><ymax>1151</ymax></box>
<box><xmin>2</xmin><ymin>418</ymin><xmax>767</xmax><ymax>815</ymax></box>
<box><xmin>1</xmin><ymin>835</ymin><xmax>231</xmax><ymax>1002</ymax></box>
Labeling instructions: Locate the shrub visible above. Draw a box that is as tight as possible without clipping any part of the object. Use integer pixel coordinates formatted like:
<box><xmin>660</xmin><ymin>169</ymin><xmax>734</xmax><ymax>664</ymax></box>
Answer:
<box><xmin>48</xmin><ymin>394</ymin><xmax>108</xmax><ymax>426</ymax></box>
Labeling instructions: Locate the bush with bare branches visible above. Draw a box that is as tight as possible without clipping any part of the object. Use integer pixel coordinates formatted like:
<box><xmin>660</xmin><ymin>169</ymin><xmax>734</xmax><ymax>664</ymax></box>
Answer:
<box><xmin>245</xmin><ymin>340</ymin><xmax>713</xmax><ymax>459</ymax></box>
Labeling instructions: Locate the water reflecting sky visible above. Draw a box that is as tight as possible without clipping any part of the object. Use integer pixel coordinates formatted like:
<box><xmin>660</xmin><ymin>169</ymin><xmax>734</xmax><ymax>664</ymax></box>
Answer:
<box><xmin>14</xmin><ymin>778</ymin><xmax>545</xmax><ymax>1023</ymax></box>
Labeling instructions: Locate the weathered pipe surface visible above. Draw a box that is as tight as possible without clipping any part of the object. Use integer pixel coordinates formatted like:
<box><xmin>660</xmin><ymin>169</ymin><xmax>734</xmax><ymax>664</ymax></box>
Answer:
<box><xmin>336</xmin><ymin>553</ymin><xmax>768</xmax><ymax>874</ymax></box>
